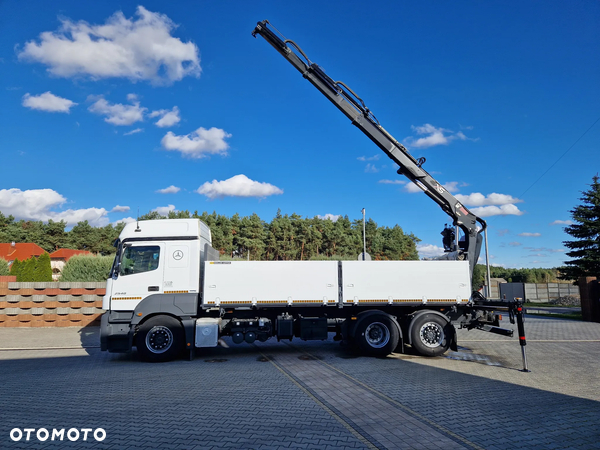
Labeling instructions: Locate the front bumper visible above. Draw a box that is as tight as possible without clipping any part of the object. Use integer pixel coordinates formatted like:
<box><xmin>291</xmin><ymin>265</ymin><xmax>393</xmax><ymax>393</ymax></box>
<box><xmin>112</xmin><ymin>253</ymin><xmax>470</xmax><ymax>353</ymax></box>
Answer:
<box><xmin>100</xmin><ymin>312</ymin><xmax>134</xmax><ymax>353</ymax></box>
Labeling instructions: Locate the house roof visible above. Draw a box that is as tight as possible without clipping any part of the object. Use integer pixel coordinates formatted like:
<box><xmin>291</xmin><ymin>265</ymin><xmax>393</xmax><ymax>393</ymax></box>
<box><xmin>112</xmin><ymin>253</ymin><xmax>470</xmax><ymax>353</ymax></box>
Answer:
<box><xmin>49</xmin><ymin>249</ymin><xmax>92</xmax><ymax>261</ymax></box>
<box><xmin>0</xmin><ymin>243</ymin><xmax>45</xmax><ymax>262</ymax></box>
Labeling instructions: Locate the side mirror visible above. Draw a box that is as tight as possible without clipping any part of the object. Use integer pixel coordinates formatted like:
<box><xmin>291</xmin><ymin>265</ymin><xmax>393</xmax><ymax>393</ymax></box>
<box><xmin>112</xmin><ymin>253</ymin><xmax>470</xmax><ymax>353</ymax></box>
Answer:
<box><xmin>112</xmin><ymin>262</ymin><xmax>121</xmax><ymax>280</ymax></box>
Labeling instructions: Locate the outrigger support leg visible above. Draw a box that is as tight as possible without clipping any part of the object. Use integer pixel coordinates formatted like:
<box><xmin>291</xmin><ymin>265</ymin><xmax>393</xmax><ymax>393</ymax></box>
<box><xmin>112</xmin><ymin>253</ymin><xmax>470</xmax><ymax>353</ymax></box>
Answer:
<box><xmin>469</xmin><ymin>296</ymin><xmax>531</xmax><ymax>373</ymax></box>
<box><xmin>509</xmin><ymin>299</ymin><xmax>530</xmax><ymax>372</ymax></box>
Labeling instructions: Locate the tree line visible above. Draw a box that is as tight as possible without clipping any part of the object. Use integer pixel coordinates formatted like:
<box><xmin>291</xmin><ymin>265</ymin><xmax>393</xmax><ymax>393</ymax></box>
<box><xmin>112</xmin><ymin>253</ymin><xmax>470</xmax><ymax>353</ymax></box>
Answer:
<box><xmin>0</xmin><ymin>209</ymin><xmax>420</xmax><ymax>262</ymax></box>
<box><xmin>0</xmin><ymin>213</ymin><xmax>125</xmax><ymax>254</ymax></box>
<box><xmin>142</xmin><ymin>209</ymin><xmax>420</xmax><ymax>261</ymax></box>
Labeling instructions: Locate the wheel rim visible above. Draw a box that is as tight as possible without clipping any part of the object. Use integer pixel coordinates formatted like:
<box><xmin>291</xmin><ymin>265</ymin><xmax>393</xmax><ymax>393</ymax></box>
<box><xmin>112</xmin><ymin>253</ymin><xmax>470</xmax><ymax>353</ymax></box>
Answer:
<box><xmin>419</xmin><ymin>322</ymin><xmax>444</xmax><ymax>348</ymax></box>
<box><xmin>364</xmin><ymin>322</ymin><xmax>390</xmax><ymax>348</ymax></box>
<box><xmin>146</xmin><ymin>326</ymin><xmax>174</xmax><ymax>354</ymax></box>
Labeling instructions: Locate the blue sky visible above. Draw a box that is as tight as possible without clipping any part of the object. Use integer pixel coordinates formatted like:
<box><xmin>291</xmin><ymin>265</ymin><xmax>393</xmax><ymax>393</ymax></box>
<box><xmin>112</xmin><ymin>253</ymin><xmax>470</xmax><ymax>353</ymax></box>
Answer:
<box><xmin>1</xmin><ymin>1</ymin><xmax>598</xmax><ymax>269</ymax></box>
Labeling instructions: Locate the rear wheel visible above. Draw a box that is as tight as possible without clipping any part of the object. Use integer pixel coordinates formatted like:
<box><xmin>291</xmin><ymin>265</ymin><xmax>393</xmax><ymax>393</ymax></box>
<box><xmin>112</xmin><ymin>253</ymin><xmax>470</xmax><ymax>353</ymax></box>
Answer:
<box><xmin>355</xmin><ymin>314</ymin><xmax>399</xmax><ymax>357</ymax></box>
<box><xmin>136</xmin><ymin>316</ymin><xmax>184</xmax><ymax>362</ymax></box>
<box><xmin>410</xmin><ymin>313</ymin><xmax>452</xmax><ymax>357</ymax></box>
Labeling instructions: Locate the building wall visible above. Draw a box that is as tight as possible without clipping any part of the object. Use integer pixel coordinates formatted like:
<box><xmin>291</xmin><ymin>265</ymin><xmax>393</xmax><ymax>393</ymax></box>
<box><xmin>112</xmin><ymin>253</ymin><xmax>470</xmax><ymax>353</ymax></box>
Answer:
<box><xmin>0</xmin><ymin>278</ymin><xmax>104</xmax><ymax>327</ymax></box>
<box><xmin>50</xmin><ymin>260</ymin><xmax>66</xmax><ymax>281</ymax></box>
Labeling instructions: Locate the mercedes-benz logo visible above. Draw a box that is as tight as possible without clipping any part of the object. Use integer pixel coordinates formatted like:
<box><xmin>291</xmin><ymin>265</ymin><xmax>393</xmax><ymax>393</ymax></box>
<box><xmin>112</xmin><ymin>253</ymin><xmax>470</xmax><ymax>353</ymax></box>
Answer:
<box><xmin>173</xmin><ymin>250</ymin><xmax>184</xmax><ymax>260</ymax></box>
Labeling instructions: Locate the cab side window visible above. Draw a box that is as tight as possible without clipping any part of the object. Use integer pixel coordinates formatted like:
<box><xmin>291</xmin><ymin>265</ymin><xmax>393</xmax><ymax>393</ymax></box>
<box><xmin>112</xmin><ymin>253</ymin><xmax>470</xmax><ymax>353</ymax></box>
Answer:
<box><xmin>120</xmin><ymin>246</ymin><xmax>160</xmax><ymax>276</ymax></box>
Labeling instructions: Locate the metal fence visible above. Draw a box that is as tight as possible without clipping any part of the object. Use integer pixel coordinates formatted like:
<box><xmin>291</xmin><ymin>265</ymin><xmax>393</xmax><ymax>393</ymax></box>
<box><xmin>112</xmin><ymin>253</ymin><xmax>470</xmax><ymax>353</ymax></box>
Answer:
<box><xmin>499</xmin><ymin>282</ymin><xmax>579</xmax><ymax>303</ymax></box>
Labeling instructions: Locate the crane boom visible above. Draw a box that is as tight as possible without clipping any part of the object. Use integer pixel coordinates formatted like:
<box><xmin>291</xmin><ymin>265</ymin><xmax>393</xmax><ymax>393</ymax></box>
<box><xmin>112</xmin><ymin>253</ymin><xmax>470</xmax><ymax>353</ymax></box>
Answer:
<box><xmin>253</xmin><ymin>20</ymin><xmax>486</xmax><ymax>277</ymax></box>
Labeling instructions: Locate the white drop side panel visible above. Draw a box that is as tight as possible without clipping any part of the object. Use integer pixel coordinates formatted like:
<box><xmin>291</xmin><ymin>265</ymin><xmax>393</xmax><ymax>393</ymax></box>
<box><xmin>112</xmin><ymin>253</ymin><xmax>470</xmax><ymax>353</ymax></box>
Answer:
<box><xmin>341</xmin><ymin>261</ymin><xmax>471</xmax><ymax>305</ymax></box>
<box><xmin>203</xmin><ymin>261</ymin><xmax>339</xmax><ymax>307</ymax></box>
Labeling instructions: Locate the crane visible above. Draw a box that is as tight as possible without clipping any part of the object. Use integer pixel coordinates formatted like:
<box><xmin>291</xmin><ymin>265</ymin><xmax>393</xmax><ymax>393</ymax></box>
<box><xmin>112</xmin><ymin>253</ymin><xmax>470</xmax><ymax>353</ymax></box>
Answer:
<box><xmin>253</xmin><ymin>20</ymin><xmax>487</xmax><ymax>278</ymax></box>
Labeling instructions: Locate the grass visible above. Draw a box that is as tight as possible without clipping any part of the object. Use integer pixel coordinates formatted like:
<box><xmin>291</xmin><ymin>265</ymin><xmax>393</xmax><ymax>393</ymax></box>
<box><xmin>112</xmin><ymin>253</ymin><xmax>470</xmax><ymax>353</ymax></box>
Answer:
<box><xmin>524</xmin><ymin>302</ymin><xmax>580</xmax><ymax>308</ymax></box>
<box><xmin>526</xmin><ymin>312</ymin><xmax>583</xmax><ymax>320</ymax></box>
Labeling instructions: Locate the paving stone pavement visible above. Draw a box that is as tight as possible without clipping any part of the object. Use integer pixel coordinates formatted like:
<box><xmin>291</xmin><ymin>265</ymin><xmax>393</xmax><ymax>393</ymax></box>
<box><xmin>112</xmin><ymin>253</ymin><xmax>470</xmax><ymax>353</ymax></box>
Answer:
<box><xmin>0</xmin><ymin>315</ymin><xmax>598</xmax><ymax>450</ymax></box>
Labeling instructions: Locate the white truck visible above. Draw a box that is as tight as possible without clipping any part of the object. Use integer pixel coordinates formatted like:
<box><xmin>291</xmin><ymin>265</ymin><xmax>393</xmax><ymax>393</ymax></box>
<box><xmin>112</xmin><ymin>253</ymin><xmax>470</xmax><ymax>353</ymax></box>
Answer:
<box><xmin>100</xmin><ymin>21</ymin><xmax>524</xmax><ymax>363</ymax></box>
<box><xmin>100</xmin><ymin>218</ymin><xmax>514</xmax><ymax>362</ymax></box>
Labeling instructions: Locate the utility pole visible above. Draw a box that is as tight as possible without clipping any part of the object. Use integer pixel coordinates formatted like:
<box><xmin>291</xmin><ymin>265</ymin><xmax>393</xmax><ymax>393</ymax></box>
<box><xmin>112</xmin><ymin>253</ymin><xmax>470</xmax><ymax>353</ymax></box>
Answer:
<box><xmin>362</xmin><ymin>208</ymin><xmax>366</xmax><ymax>260</ymax></box>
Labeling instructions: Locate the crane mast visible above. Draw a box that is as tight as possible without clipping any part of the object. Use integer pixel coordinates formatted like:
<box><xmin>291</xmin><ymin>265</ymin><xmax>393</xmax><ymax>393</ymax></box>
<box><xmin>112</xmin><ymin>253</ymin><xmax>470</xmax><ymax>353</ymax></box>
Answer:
<box><xmin>253</xmin><ymin>20</ymin><xmax>486</xmax><ymax>277</ymax></box>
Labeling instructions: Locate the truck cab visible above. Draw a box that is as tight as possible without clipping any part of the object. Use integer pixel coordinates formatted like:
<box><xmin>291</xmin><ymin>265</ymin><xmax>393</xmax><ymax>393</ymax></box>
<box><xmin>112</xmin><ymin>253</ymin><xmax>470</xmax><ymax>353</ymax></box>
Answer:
<box><xmin>101</xmin><ymin>219</ymin><xmax>213</xmax><ymax>356</ymax></box>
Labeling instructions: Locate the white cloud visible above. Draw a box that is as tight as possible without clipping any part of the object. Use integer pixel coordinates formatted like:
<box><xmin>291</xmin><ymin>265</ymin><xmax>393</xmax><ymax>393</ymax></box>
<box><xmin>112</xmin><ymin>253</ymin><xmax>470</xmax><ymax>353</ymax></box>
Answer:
<box><xmin>111</xmin><ymin>205</ymin><xmax>130</xmax><ymax>212</ymax></box>
<box><xmin>525</xmin><ymin>247</ymin><xmax>564</xmax><ymax>253</ymax></box>
<box><xmin>88</xmin><ymin>96</ymin><xmax>146</xmax><ymax>126</ymax></box>
<box><xmin>161</xmin><ymin>127</ymin><xmax>232</xmax><ymax>158</ymax></box>
<box><xmin>357</xmin><ymin>155</ymin><xmax>380</xmax><ymax>162</ymax></box>
<box><xmin>379</xmin><ymin>179</ymin><xmax>406</xmax><ymax>185</ymax></box>
<box><xmin>52</xmin><ymin>208</ymin><xmax>109</xmax><ymax>226</ymax></box>
<box><xmin>364</xmin><ymin>163</ymin><xmax>379</xmax><ymax>173</ymax></box>
<box><xmin>0</xmin><ymin>188</ymin><xmax>108</xmax><ymax>226</ymax></box>
<box><xmin>519</xmin><ymin>232</ymin><xmax>541</xmax><ymax>237</ymax></box>
<box><xmin>124</xmin><ymin>128</ymin><xmax>143</xmax><ymax>135</ymax></box>
<box><xmin>379</xmin><ymin>179</ymin><xmax>425</xmax><ymax>193</ymax></box>
<box><xmin>379</xmin><ymin>179</ymin><xmax>465</xmax><ymax>194</ymax></box>
<box><xmin>197</xmin><ymin>174</ymin><xmax>283</xmax><ymax>199</ymax></box>
<box><xmin>417</xmin><ymin>244</ymin><xmax>445</xmax><ymax>259</ymax></box>
<box><xmin>455</xmin><ymin>192</ymin><xmax>522</xmax><ymax>207</ymax></box>
<box><xmin>22</xmin><ymin>92</ymin><xmax>77</xmax><ymax>113</ymax></box>
<box><xmin>154</xmin><ymin>204</ymin><xmax>176</xmax><ymax>215</ymax></box>
<box><xmin>404</xmin><ymin>182</ymin><xmax>425</xmax><ymax>193</ymax></box>
<box><xmin>404</xmin><ymin>124</ymin><xmax>475</xmax><ymax>149</ymax></box>
<box><xmin>455</xmin><ymin>192</ymin><xmax>523</xmax><ymax>217</ymax></box>
<box><xmin>471</xmin><ymin>204</ymin><xmax>524</xmax><ymax>217</ymax></box>
<box><xmin>150</xmin><ymin>106</ymin><xmax>180</xmax><ymax>127</ymax></box>
<box><xmin>551</xmin><ymin>219</ymin><xmax>574</xmax><ymax>226</ymax></box>
<box><xmin>442</xmin><ymin>181</ymin><xmax>467</xmax><ymax>193</ymax></box>
<box><xmin>156</xmin><ymin>185</ymin><xmax>180</xmax><ymax>194</ymax></box>
<box><xmin>317</xmin><ymin>214</ymin><xmax>341</xmax><ymax>222</ymax></box>
<box><xmin>508</xmin><ymin>242</ymin><xmax>522</xmax><ymax>247</ymax></box>
<box><xmin>17</xmin><ymin>6</ymin><xmax>200</xmax><ymax>85</ymax></box>
<box><xmin>114</xmin><ymin>217</ymin><xmax>136</xmax><ymax>225</ymax></box>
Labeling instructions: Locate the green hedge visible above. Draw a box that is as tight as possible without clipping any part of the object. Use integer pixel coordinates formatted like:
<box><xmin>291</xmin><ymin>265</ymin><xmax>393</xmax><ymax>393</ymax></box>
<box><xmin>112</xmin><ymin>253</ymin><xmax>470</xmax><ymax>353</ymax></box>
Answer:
<box><xmin>8</xmin><ymin>254</ymin><xmax>52</xmax><ymax>282</ymax></box>
<box><xmin>0</xmin><ymin>258</ymin><xmax>9</xmax><ymax>276</ymax></box>
<box><xmin>60</xmin><ymin>255</ymin><xmax>114</xmax><ymax>282</ymax></box>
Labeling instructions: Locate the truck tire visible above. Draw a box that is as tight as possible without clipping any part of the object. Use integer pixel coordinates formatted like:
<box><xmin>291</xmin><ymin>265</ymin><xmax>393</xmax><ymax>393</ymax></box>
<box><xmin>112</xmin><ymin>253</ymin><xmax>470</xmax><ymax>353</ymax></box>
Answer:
<box><xmin>355</xmin><ymin>314</ymin><xmax>399</xmax><ymax>357</ymax></box>
<box><xmin>410</xmin><ymin>313</ymin><xmax>452</xmax><ymax>357</ymax></box>
<box><xmin>136</xmin><ymin>316</ymin><xmax>184</xmax><ymax>362</ymax></box>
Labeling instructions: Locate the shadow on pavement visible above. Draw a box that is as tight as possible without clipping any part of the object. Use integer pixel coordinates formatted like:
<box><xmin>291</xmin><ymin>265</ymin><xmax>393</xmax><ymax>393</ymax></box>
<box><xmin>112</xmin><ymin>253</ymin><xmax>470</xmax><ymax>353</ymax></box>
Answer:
<box><xmin>0</xmin><ymin>340</ymin><xmax>598</xmax><ymax>450</ymax></box>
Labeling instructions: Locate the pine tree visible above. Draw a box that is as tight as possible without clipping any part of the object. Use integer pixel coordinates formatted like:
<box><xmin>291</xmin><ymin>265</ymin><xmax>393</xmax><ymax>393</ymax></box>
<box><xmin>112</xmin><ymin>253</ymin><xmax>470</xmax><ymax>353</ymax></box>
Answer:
<box><xmin>561</xmin><ymin>175</ymin><xmax>600</xmax><ymax>280</ymax></box>
<box><xmin>0</xmin><ymin>258</ymin><xmax>9</xmax><ymax>276</ymax></box>
<box><xmin>34</xmin><ymin>252</ymin><xmax>53</xmax><ymax>282</ymax></box>
<box><xmin>21</xmin><ymin>257</ymin><xmax>37</xmax><ymax>282</ymax></box>
<box><xmin>10</xmin><ymin>258</ymin><xmax>21</xmax><ymax>281</ymax></box>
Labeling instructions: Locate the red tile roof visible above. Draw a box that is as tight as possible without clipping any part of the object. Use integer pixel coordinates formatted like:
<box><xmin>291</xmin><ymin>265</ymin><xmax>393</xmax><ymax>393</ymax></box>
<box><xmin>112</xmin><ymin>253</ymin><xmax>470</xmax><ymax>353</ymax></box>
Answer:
<box><xmin>0</xmin><ymin>243</ymin><xmax>45</xmax><ymax>262</ymax></box>
<box><xmin>49</xmin><ymin>249</ymin><xmax>92</xmax><ymax>261</ymax></box>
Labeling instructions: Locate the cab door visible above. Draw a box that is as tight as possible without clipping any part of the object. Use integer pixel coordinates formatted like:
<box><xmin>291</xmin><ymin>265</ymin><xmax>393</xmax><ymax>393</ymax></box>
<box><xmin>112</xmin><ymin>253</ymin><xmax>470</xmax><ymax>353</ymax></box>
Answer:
<box><xmin>163</xmin><ymin>240</ymin><xmax>199</xmax><ymax>295</ymax></box>
<box><xmin>110</xmin><ymin>242</ymin><xmax>165</xmax><ymax>311</ymax></box>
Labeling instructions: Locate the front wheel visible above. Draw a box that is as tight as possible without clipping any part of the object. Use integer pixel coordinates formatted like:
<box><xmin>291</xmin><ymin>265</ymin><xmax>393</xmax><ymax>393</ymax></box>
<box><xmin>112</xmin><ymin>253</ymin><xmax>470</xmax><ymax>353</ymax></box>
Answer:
<box><xmin>410</xmin><ymin>313</ymin><xmax>452</xmax><ymax>357</ymax></box>
<box><xmin>136</xmin><ymin>316</ymin><xmax>184</xmax><ymax>362</ymax></box>
<box><xmin>355</xmin><ymin>314</ymin><xmax>399</xmax><ymax>357</ymax></box>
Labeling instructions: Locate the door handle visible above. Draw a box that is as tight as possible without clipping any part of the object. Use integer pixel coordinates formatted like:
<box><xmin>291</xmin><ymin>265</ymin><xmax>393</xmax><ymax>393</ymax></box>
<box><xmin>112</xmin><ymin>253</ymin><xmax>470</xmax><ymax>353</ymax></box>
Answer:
<box><xmin>148</xmin><ymin>286</ymin><xmax>159</xmax><ymax>292</ymax></box>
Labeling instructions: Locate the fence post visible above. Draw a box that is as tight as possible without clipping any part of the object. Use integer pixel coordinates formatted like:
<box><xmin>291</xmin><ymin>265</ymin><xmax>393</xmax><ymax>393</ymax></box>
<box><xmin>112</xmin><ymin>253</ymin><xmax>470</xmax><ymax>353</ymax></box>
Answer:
<box><xmin>579</xmin><ymin>277</ymin><xmax>600</xmax><ymax>323</ymax></box>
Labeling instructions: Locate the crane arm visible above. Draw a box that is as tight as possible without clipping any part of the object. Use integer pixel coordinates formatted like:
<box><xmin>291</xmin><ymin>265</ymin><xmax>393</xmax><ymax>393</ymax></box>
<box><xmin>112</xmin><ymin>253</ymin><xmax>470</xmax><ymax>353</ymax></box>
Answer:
<box><xmin>253</xmin><ymin>20</ymin><xmax>486</xmax><ymax>276</ymax></box>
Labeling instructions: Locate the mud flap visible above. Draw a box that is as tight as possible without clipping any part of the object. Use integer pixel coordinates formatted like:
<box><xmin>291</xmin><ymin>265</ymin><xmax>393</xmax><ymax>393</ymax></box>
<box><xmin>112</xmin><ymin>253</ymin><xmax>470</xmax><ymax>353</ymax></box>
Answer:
<box><xmin>181</xmin><ymin>318</ymin><xmax>196</xmax><ymax>361</ymax></box>
<box><xmin>450</xmin><ymin>325</ymin><xmax>458</xmax><ymax>352</ymax></box>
